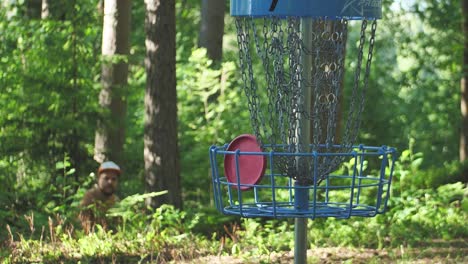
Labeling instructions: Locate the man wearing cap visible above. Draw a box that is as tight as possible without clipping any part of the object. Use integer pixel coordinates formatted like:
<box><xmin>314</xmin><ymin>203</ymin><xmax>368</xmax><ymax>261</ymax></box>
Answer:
<box><xmin>79</xmin><ymin>161</ymin><xmax>120</xmax><ymax>233</ymax></box>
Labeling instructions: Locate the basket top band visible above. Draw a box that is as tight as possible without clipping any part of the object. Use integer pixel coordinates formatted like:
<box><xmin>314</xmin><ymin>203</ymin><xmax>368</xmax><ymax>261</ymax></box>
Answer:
<box><xmin>231</xmin><ymin>0</ymin><xmax>382</xmax><ymax>19</ymax></box>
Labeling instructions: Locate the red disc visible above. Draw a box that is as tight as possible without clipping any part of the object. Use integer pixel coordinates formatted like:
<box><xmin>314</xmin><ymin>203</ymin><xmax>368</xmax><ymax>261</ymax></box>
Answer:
<box><xmin>224</xmin><ymin>134</ymin><xmax>266</xmax><ymax>190</ymax></box>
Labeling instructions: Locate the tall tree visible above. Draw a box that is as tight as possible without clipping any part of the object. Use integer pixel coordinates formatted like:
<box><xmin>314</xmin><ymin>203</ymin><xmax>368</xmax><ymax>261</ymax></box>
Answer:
<box><xmin>94</xmin><ymin>0</ymin><xmax>131</xmax><ymax>165</ymax></box>
<box><xmin>39</xmin><ymin>0</ymin><xmax>67</xmax><ymax>20</ymax></box>
<box><xmin>144</xmin><ymin>0</ymin><xmax>182</xmax><ymax>209</ymax></box>
<box><xmin>198</xmin><ymin>0</ymin><xmax>225</xmax><ymax>62</ymax></box>
<box><xmin>26</xmin><ymin>0</ymin><xmax>41</xmax><ymax>19</ymax></box>
<box><xmin>41</xmin><ymin>0</ymin><xmax>49</xmax><ymax>19</ymax></box>
<box><xmin>460</xmin><ymin>0</ymin><xmax>468</xmax><ymax>161</ymax></box>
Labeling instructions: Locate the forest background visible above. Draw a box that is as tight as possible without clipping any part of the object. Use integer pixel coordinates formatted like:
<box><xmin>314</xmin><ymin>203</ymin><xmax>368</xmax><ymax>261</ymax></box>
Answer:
<box><xmin>0</xmin><ymin>0</ymin><xmax>467</xmax><ymax>263</ymax></box>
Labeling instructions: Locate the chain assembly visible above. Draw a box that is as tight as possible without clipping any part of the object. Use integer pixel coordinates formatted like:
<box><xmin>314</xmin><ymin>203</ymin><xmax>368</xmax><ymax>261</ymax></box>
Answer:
<box><xmin>235</xmin><ymin>16</ymin><xmax>377</xmax><ymax>184</ymax></box>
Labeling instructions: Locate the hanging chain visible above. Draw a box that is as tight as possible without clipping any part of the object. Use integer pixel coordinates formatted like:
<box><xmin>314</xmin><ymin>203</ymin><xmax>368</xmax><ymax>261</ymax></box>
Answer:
<box><xmin>343</xmin><ymin>19</ymin><xmax>367</xmax><ymax>149</ymax></box>
<box><xmin>357</xmin><ymin>19</ymin><xmax>377</xmax><ymax>133</ymax></box>
<box><xmin>288</xmin><ymin>17</ymin><xmax>303</xmax><ymax>180</ymax></box>
<box><xmin>236</xmin><ymin>18</ymin><xmax>262</xmax><ymax>145</ymax></box>
<box><xmin>235</xmin><ymin>17</ymin><xmax>376</xmax><ymax>182</ymax></box>
<box><xmin>343</xmin><ymin>19</ymin><xmax>377</xmax><ymax>149</ymax></box>
<box><xmin>267</xmin><ymin>17</ymin><xmax>283</xmax><ymax>148</ymax></box>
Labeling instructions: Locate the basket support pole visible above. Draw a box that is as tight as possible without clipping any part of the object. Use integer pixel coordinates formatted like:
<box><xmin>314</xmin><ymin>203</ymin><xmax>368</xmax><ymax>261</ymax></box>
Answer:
<box><xmin>294</xmin><ymin>17</ymin><xmax>314</xmax><ymax>264</ymax></box>
<box><xmin>294</xmin><ymin>218</ymin><xmax>308</xmax><ymax>264</ymax></box>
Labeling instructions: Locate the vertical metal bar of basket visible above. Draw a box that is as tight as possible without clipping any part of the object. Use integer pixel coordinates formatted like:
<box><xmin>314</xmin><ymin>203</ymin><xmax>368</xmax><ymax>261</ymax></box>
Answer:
<box><xmin>209</xmin><ymin>146</ymin><xmax>221</xmax><ymax>211</ymax></box>
<box><xmin>356</xmin><ymin>146</ymin><xmax>365</xmax><ymax>206</ymax></box>
<box><xmin>294</xmin><ymin>17</ymin><xmax>314</xmax><ymax>264</ymax></box>
<box><xmin>377</xmin><ymin>146</ymin><xmax>391</xmax><ymax>214</ymax></box>
<box><xmin>311</xmin><ymin>152</ymin><xmax>318</xmax><ymax>219</ymax></box>
<box><xmin>380</xmin><ymin>148</ymin><xmax>396</xmax><ymax>213</ymax></box>
<box><xmin>234</xmin><ymin>150</ymin><xmax>244</xmax><ymax>216</ymax></box>
<box><xmin>325</xmin><ymin>169</ymin><xmax>330</xmax><ymax>203</ymax></box>
<box><xmin>269</xmin><ymin>151</ymin><xmax>278</xmax><ymax>217</ymax></box>
<box><xmin>289</xmin><ymin>171</ymin><xmax>294</xmax><ymax>204</ymax></box>
<box><xmin>375</xmin><ymin>146</ymin><xmax>388</xmax><ymax>214</ymax></box>
<box><xmin>347</xmin><ymin>151</ymin><xmax>359</xmax><ymax>218</ymax></box>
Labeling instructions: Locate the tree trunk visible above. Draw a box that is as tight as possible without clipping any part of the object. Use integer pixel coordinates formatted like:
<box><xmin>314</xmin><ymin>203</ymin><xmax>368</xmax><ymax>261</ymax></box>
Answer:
<box><xmin>460</xmin><ymin>0</ymin><xmax>468</xmax><ymax>161</ymax></box>
<box><xmin>199</xmin><ymin>0</ymin><xmax>225</xmax><ymax>62</ymax></box>
<box><xmin>41</xmin><ymin>0</ymin><xmax>49</xmax><ymax>19</ymax></box>
<box><xmin>144</xmin><ymin>0</ymin><xmax>182</xmax><ymax>209</ymax></box>
<box><xmin>26</xmin><ymin>0</ymin><xmax>42</xmax><ymax>19</ymax></box>
<box><xmin>94</xmin><ymin>0</ymin><xmax>131</xmax><ymax>165</ymax></box>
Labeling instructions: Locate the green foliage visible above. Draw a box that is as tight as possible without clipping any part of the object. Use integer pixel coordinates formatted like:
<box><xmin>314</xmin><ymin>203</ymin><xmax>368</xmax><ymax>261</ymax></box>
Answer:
<box><xmin>1</xmin><ymin>0</ymin><xmax>467</xmax><ymax>262</ymax></box>
<box><xmin>0</xmin><ymin>1</ymin><xmax>102</xmax><ymax>226</ymax></box>
<box><xmin>183</xmin><ymin>182</ymin><xmax>466</xmax><ymax>261</ymax></box>
<box><xmin>235</xmin><ymin>218</ymin><xmax>294</xmax><ymax>256</ymax></box>
<box><xmin>393</xmin><ymin>140</ymin><xmax>468</xmax><ymax>190</ymax></box>
<box><xmin>387</xmin><ymin>182</ymin><xmax>467</xmax><ymax>244</ymax></box>
<box><xmin>5</xmin><ymin>202</ymin><xmax>220</xmax><ymax>263</ymax></box>
<box><xmin>177</xmin><ymin>48</ymin><xmax>251</xmax><ymax>206</ymax></box>
<box><xmin>176</xmin><ymin>0</ymin><xmax>202</xmax><ymax>62</ymax></box>
<box><xmin>373</xmin><ymin>1</ymin><xmax>463</xmax><ymax>166</ymax></box>
<box><xmin>229</xmin><ymin>183</ymin><xmax>467</xmax><ymax>251</ymax></box>
<box><xmin>0</xmin><ymin>1</ymin><xmax>101</xmax><ymax>163</ymax></box>
<box><xmin>107</xmin><ymin>191</ymin><xmax>168</xmax><ymax>232</ymax></box>
<box><xmin>3</xmin><ymin>180</ymin><xmax>466</xmax><ymax>262</ymax></box>
<box><xmin>407</xmin><ymin>161</ymin><xmax>468</xmax><ymax>189</ymax></box>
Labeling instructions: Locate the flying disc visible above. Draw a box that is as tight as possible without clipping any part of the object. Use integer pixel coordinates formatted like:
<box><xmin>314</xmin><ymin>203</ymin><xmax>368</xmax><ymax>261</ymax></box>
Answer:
<box><xmin>224</xmin><ymin>134</ymin><xmax>266</xmax><ymax>190</ymax></box>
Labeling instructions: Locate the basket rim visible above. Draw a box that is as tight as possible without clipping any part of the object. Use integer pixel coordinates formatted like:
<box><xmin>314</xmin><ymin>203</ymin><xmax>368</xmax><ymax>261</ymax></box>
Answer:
<box><xmin>231</xmin><ymin>0</ymin><xmax>382</xmax><ymax>20</ymax></box>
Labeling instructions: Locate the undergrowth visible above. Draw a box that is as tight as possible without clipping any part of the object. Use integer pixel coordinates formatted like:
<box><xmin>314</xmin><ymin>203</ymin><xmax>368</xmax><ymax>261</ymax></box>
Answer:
<box><xmin>1</xmin><ymin>181</ymin><xmax>466</xmax><ymax>263</ymax></box>
<box><xmin>1</xmin><ymin>148</ymin><xmax>467</xmax><ymax>263</ymax></box>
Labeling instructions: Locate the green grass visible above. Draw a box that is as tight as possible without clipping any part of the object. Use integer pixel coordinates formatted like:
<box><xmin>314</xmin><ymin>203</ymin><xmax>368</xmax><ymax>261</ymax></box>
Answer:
<box><xmin>1</xmin><ymin>183</ymin><xmax>466</xmax><ymax>263</ymax></box>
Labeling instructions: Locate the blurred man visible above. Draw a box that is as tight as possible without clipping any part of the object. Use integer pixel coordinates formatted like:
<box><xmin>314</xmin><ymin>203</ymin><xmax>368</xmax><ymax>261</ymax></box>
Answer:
<box><xmin>79</xmin><ymin>161</ymin><xmax>120</xmax><ymax>233</ymax></box>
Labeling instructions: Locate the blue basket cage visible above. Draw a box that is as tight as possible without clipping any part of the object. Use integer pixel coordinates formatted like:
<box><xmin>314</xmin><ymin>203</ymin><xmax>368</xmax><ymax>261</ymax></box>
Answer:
<box><xmin>231</xmin><ymin>0</ymin><xmax>382</xmax><ymax>19</ymax></box>
<box><xmin>210</xmin><ymin>145</ymin><xmax>397</xmax><ymax>219</ymax></box>
<box><xmin>215</xmin><ymin>0</ymin><xmax>391</xmax><ymax>220</ymax></box>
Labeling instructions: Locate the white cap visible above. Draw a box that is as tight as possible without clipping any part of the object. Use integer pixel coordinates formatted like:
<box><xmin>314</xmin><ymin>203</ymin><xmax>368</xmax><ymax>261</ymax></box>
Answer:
<box><xmin>98</xmin><ymin>161</ymin><xmax>121</xmax><ymax>175</ymax></box>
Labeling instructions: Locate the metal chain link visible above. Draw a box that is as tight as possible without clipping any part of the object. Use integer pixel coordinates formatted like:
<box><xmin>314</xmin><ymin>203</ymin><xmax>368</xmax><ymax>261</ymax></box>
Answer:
<box><xmin>236</xmin><ymin>18</ymin><xmax>263</xmax><ymax>145</ymax></box>
<box><xmin>235</xmin><ymin>17</ymin><xmax>376</xmax><ymax>183</ymax></box>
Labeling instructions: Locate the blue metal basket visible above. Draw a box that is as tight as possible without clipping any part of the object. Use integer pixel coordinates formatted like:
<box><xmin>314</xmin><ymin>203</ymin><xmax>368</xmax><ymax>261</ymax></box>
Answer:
<box><xmin>231</xmin><ymin>0</ymin><xmax>382</xmax><ymax>19</ymax></box>
<box><xmin>210</xmin><ymin>144</ymin><xmax>397</xmax><ymax>219</ymax></box>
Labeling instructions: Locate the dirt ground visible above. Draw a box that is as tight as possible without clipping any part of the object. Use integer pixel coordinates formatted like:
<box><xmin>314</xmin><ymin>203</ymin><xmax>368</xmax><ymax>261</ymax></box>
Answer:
<box><xmin>175</xmin><ymin>243</ymin><xmax>468</xmax><ymax>264</ymax></box>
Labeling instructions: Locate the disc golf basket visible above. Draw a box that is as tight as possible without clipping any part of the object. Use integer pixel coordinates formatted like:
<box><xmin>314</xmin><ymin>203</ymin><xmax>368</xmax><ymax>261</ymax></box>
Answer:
<box><xmin>209</xmin><ymin>1</ymin><xmax>397</xmax><ymax>263</ymax></box>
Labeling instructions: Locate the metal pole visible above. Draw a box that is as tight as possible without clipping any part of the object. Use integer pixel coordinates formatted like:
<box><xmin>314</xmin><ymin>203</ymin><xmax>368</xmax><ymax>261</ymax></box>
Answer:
<box><xmin>294</xmin><ymin>218</ymin><xmax>308</xmax><ymax>263</ymax></box>
<box><xmin>294</xmin><ymin>17</ymin><xmax>314</xmax><ymax>264</ymax></box>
